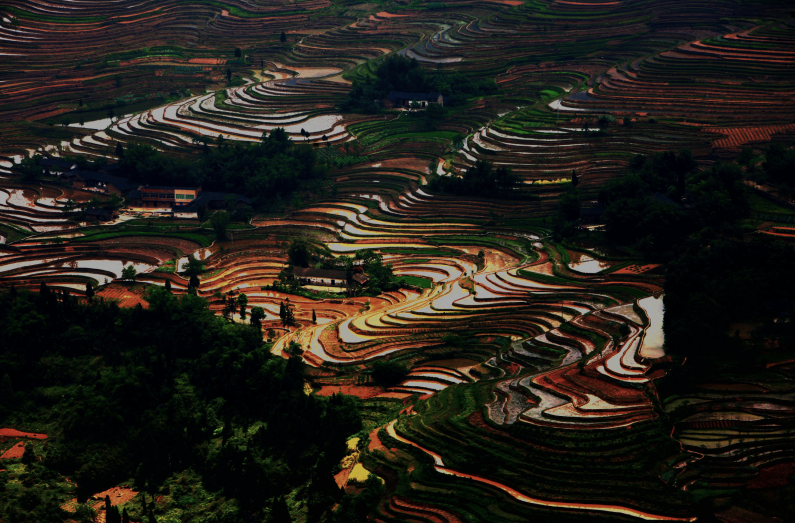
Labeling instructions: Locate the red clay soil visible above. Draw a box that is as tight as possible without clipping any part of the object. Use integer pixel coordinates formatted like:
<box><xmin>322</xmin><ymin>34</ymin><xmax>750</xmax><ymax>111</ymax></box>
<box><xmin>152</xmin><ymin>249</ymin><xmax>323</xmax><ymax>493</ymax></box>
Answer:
<box><xmin>391</xmin><ymin>495</ymin><xmax>465</xmax><ymax>523</ymax></box>
<box><xmin>0</xmin><ymin>442</ymin><xmax>26</xmax><ymax>459</ymax></box>
<box><xmin>96</xmin><ymin>283</ymin><xmax>149</xmax><ymax>308</ymax></box>
<box><xmin>714</xmin><ymin>506</ymin><xmax>783</xmax><ymax>523</ymax></box>
<box><xmin>369</xmin><ymin>428</ymin><xmax>385</xmax><ymax>452</ymax></box>
<box><xmin>375</xmin><ymin>391</ymin><xmax>414</xmax><ymax>400</ymax></box>
<box><xmin>62</xmin><ymin>486</ymin><xmax>138</xmax><ymax>523</ymax></box>
<box><xmin>613</xmin><ymin>264</ymin><xmax>660</xmax><ymax>275</ymax></box>
<box><xmin>707</xmin><ymin>124</ymin><xmax>795</xmax><ymax>149</ymax></box>
<box><xmin>0</xmin><ymin>428</ymin><xmax>48</xmax><ymax>440</ymax></box>
<box><xmin>745</xmin><ymin>462</ymin><xmax>795</xmax><ymax>490</ymax></box>
<box><xmin>316</xmin><ymin>384</ymin><xmax>384</xmax><ymax>399</ymax></box>
<box><xmin>334</xmin><ymin>467</ymin><xmax>351</xmax><ymax>489</ymax></box>
<box><xmin>91</xmin><ymin>486</ymin><xmax>139</xmax><ymax>505</ymax></box>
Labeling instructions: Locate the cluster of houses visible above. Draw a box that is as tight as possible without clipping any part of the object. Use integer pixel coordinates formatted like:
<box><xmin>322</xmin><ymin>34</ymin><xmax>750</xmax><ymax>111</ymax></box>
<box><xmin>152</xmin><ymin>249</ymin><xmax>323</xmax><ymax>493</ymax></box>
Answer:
<box><xmin>290</xmin><ymin>266</ymin><xmax>369</xmax><ymax>288</ymax></box>
<box><xmin>39</xmin><ymin>158</ymin><xmax>250</xmax><ymax>221</ymax></box>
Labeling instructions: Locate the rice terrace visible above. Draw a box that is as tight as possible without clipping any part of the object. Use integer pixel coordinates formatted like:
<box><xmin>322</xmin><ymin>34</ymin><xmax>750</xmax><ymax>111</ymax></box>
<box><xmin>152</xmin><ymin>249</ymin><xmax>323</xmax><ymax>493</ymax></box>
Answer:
<box><xmin>1</xmin><ymin>0</ymin><xmax>795</xmax><ymax>521</ymax></box>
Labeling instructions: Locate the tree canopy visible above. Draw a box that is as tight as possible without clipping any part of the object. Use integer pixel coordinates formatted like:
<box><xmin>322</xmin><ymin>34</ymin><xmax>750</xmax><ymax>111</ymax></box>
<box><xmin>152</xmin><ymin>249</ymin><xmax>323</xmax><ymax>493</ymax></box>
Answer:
<box><xmin>341</xmin><ymin>55</ymin><xmax>498</xmax><ymax>113</ymax></box>
<box><xmin>596</xmin><ymin>149</ymin><xmax>748</xmax><ymax>259</ymax></box>
<box><xmin>428</xmin><ymin>160</ymin><xmax>521</xmax><ymax>198</ymax></box>
<box><xmin>119</xmin><ymin>129</ymin><xmax>325</xmax><ymax>207</ymax></box>
<box><xmin>0</xmin><ymin>286</ymin><xmax>362</xmax><ymax>517</ymax></box>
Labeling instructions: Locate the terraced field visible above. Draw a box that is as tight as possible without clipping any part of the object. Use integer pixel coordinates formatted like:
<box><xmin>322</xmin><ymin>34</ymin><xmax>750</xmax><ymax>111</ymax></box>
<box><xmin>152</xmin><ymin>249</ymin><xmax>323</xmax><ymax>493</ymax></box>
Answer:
<box><xmin>2</xmin><ymin>0</ymin><xmax>795</xmax><ymax>521</ymax></box>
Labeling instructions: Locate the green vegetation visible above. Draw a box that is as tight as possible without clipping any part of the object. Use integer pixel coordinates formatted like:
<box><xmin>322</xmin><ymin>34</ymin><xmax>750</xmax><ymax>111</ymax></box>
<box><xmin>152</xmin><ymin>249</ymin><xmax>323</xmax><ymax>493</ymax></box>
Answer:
<box><xmin>341</xmin><ymin>55</ymin><xmax>498</xmax><ymax>113</ymax></box>
<box><xmin>662</xmin><ymin>236</ymin><xmax>795</xmax><ymax>391</ymax></box>
<box><xmin>72</xmin><ymin>229</ymin><xmax>214</xmax><ymax>247</ymax></box>
<box><xmin>121</xmin><ymin>129</ymin><xmax>325</xmax><ymax>207</ymax></box>
<box><xmin>398</xmin><ymin>275</ymin><xmax>433</xmax><ymax>289</ymax></box>
<box><xmin>0</xmin><ymin>286</ymin><xmax>361</xmax><ymax>519</ymax></box>
<box><xmin>428</xmin><ymin>160</ymin><xmax>524</xmax><ymax>199</ymax></box>
<box><xmin>371</xmin><ymin>360</ymin><xmax>410</xmax><ymax>386</ymax></box>
<box><xmin>597</xmin><ymin>150</ymin><xmax>748</xmax><ymax>259</ymax></box>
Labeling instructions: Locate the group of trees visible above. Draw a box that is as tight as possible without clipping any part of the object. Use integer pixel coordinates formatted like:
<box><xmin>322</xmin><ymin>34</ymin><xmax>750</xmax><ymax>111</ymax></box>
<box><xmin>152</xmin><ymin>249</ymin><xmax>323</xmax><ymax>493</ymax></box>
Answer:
<box><xmin>756</xmin><ymin>142</ymin><xmax>795</xmax><ymax>186</ymax></box>
<box><xmin>0</xmin><ymin>285</ymin><xmax>365</xmax><ymax>522</ymax></box>
<box><xmin>428</xmin><ymin>160</ymin><xmax>522</xmax><ymax>198</ymax></box>
<box><xmin>370</xmin><ymin>360</ymin><xmax>409</xmax><ymax>387</ymax></box>
<box><xmin>119</xmin><ymin>128</ymin><xmax>325</xmax><ymax>207</ymax></box>
<box><xmin>279</xmin><ymin>300</ymin><xmax>295</xmax><ymax>327</ymax></box>
<box><xmin>282</xmin><ymin>239</ymin><xmax>404</xmax><ymax>296</ymax></box>
<box><xmin>600</xmin><ymin>150</ymin><xmax>748</xmax><ymax>258</ymax></box>
<box><xmin>662</xmin><ymin>236</ymin><xmax>795</xmax><ymax>392</ymax></box>
<box><xmin>554</xmin><ymin>149</ymin><xmax>751</xmax><ymax>259</ymax></box>
<box><xmin>340</xmin><ymin>55</ymin><xmax>498</xmax><ymax>113</ymax></box>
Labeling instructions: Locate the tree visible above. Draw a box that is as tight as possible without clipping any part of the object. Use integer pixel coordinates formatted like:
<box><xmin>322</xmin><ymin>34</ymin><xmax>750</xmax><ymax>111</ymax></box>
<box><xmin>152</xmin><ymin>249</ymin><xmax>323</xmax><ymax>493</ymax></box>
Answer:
<box><xmin>237</xmin><ymin>293</ymin><xmax>248</xmax><ymax>321</ymax></box>
<box><xmin>371</xmin><ymin>360</ymin><xmax>409</xmax><ymax>386</ymax></box>
<box><xmin>763</xmin><ymin>143</ymin><xmax>795</xmax><ymax>184</ymax></box>
<box><xmin>272</xmin><ymin>495</ymin><xmax>292</xmax><ymax>522</ymax></box>
<box><xmin>164</xmin><ymin>279</ymin><xmax>172</xmax><ymax>292</ymax></box>
<box><xmin>321</xmin><ymin>135</ymin><xmax>328</xmax><ymax>147</ymax></box>
<box><xmin>553</xmin><ymin>187</ymin><xmax>581</xmax><ymax>240</ymax></box>
<box><xmin>181</xmin><ymin>254</ymin><xmax>206</xmax><ymax>276</ymax></box>
<box><xmin>17</xmin><ymin>155</ymin><xmax>42</xmax><ymax>182</ymax></box>
<box><xmin>10</xmin><ymin>17</ymin><xmax>19</xmax><ymax>33</ymax></box>
<box><xmin>105</xmin><ymin>496</ymin><xmax>122</xmax><ymax>523</ymax></box>
<box><xmin>281</xmin><ymin>301</ymin><xmax>294</xmax><ymax>327</ymax></box>
<box><xmin>122</xmin><ymin>508</ymin><xmax>131</xmax><ymax>523</ymax></box>
<box><xmin>116</xmin><ymin>142</ymin><xmax>124</xmax><ymax>158</ymax></box>
<box><xmin>329</xmin><ymin>473</ymin><xmax>383</xmax><ymax>523</ymax></box>
<box><xmin>250</xmin><ymin>306</ymin><xmax>265</xmax><ymax>331</ymax></box>
<box><xmin>312</xmin><ymin>309</ymin><xmax>317</xmax><ymax>323</ymax></box>
<box><xmin>210</xmin><ymin>211</ymin><xmax>231</xmax><ymax>241</ymax></box>
<box><xmin>234</xmin><ymin>47</ymin><xmax>241</xmax><ymax>58</ymax></box>
<box><xmin>1</xmin><ymin>373</ymin><xmax>13</xmax><ymax>400</ymax></box>
<box><xmin>79</xmin><ymin>98</ymin><xmax>83</xmax><ymax>108</ymax></box>
<box><xmin>21</xmin><ymin>442</ymin><xmax>35</xmax><ymax>464</ymax></box>
<box><xmin>428</xmin><ymin>159</ymin><xmax>519</xmax><ymax>198</ymax></box>
<box><xmin>85</xmin><ymin>282</ymin><xmax>94</xmax><ymax>302</ymax></box>
<box><xmin>426</xmin><ymin>102</ymin><xmax>445</xmax><ymax>122</ymax></box>
<box><xmin>222</xmin><ymin>294</ymin><xmax>237</xmax><ymax>321</ymax></box>
<box><xmin>121</xmin><ymin>265</ymin><xmax>137</xmax><ymax>281</ymax></box>
<box><xmin>558</xmin><ymin>187</ymin><xmax>580</xmax><ymax>222</ymax></box>
<box><xmin>571</xmin><ymin>169</ymin><xmax>579</xmax><ymax>187</ymax></box>
<box><xmin>279</xmin><ymin>302</ymin><xmax>286</xmax><ymax>324</ymax></box>
<box><xmin>75</xmin><ymin>504</ymin><xmax>97</xmax><ymax>523</ymax></box>
<box><xmin>280</xmin><ymin>32</ymin><xmax>287</xmax><ymax>44</ymax></box>
<box><xmin>226</xmin><ymin>68</ymin><xmax>232</xmax><ymax>83</ymax></box>
<box><xmin>189</xmin><ymin>274</ymin><xmax>200</xmax><ymax>289</ymax></box>
<box><xmin>737</xmin><ymin>146</ymin><xmax>755</xmax><ymax>167</ymax></box>
<box><xmin>287</xmin><ymin>238</ymin><xmax>311</xmax><ymax>267</ymax></box>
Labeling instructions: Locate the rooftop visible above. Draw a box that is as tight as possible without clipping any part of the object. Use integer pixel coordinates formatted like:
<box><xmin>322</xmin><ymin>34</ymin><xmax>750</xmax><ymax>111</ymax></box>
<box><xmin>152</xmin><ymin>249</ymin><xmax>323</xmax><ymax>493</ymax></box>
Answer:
<box><xmin>142</xmin><ymin>185</ymin><xmax>202</xmax><ymax>191</ymax></box>
<box><xmin>84</xmin><ymin>207</ymin><xmax>114</xmax><ymax>217</ymax></box>
<box><xmin>74</xmin><ymin>171</ymin><xmax>139</xmax><ymax>192</ymax></box>
<box><xmin>40</xmin><ymin>158</ymin><xmax>76</xmax><ymax>169</ymax></box>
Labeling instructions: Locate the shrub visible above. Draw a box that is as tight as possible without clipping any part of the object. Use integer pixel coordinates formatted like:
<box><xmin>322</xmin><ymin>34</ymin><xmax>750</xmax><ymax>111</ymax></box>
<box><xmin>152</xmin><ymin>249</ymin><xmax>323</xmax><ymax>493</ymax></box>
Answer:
<box><xmin>372</xmin><ymin>360</ymin><xmax>409</xmax><ymax>386</ymax></box>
